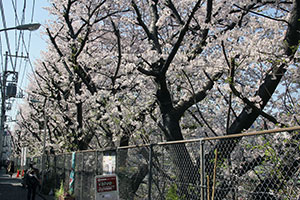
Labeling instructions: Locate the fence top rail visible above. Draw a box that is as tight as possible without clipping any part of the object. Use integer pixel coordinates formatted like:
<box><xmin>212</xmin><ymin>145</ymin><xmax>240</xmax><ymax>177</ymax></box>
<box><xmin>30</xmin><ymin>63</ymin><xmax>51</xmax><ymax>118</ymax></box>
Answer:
<box><xmin>23</xmin><ymin>126</ymin><xmax>300</xmax><ymax>156</ymax></box>
<box><xmin>118</xmin><ymin>126</ymin><xmax>300</xmax><ymax>149</ymax></box>
<box><xmin>200</xmin><ymin>126</ymin><xmax>300</xmax><ymax>141</ymax></box>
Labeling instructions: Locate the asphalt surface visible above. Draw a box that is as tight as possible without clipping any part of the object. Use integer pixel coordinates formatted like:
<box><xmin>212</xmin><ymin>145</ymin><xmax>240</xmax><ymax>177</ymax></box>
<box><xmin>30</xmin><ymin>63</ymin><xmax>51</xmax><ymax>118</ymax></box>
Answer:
<box><xmin>0</xmin><ymin>168</ymin><xmax>51</xmax><ymax>200</ymax></box>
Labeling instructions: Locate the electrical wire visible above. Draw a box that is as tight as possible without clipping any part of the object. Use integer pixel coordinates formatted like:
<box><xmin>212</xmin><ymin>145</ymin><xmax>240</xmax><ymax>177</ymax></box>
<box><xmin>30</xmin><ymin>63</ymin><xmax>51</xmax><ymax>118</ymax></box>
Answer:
<box><xmin>10</xmin><ymin>0</ymin><xmax>37</xmax><ymax>93</ymax></box>
<box><xmin>0</xmin><ymin>32</ymin><xmax>3</xmax><ymax>72</ymax></box>
<box><xmin>3</xmin><ymin>0</ymin><xmax>38</xmax><ymax>124</ymax></box>
<box><xmin>19</xmin><ymin>0</ymin><xmax>36</xmax><ymax>89</ymax></box>
<box><xmin>0</xmin><ymin>0</ymin><xmax>14</xmax><ymax>71</ymax></box>
<box><xmin>28</xmin><ymin>0</ymin><xmax>35</xmax><ymax>51</ymax></box>
<box><xmin>11</xmin><ymin>0</ymin><xmax>24</xmax><ymax>73</ymax></box>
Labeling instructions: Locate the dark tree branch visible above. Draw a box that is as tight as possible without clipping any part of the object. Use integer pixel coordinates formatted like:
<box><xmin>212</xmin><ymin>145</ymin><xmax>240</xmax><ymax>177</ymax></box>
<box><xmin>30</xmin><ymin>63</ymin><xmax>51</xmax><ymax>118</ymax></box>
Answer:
<box><xmin>110</xmin><ymin>19</ymin><xmax>122</xmax><ymax>90</ymax></box>
<box><xmin>63</xmin><ymin>0</ymin><xmax>76</xmax><ymax>39</ymax></box>
<box><xmin>131</xmin><ymin>0</ymin><xmax>157</xmax><ymax>50</ymax></box>
<box><xmin>74</xmin><ymin>25</ymin><xmax>91</xmax><ymax>59</ymax></box>
<box><xmin>283</xmin><ymin>0</ymin><xmax>300</xmax><ymax>58</ymax></box>
<box><xmin>221</xmin><ymin>41</ymin><xmax>286</xmax><ymax>127</ymax></box>
<box><xmin>162</xmin><ymin>0</ymin><xmax>202</xmax><ymax>74</ymax></box>
<box><xmin>205</xmin><ymin>0</ymin><xmax>213</xmax><ymax>23</ymax></box>
<box><xmin>46</xmin><ymin>28</ymin><xmax>74</xmax><ymax>77</ymax></box>
<box><xmin>149</xmin><ymin>0</ymin><xmax>161</xmax><ymax>53</ymax></box>
<box><xmin>165</xmin><ymin>0</ymin><xmax>184</xmax><ymax>25</ymax></box>
<box><xmin>137</xmin><ymin>65</ymin><xmax>158</xmax><ymax>76</ymax></box>
<box><xmin>18</xmin><ymin>110</ymin><xmax>42</xmax><ymax>142</ymax></box>
<box><xmin>208</xmin><ymin>2</ymin><xmax>299</xmax><ymax>189</ymax></box>
<box><xmin>181</xmin><ymin>69</ymin><xmax>219</xmax><ymax>137</ymax></box>
<box><xmin>175</xmin><ymin>71</ymin><xmax>223</xmax><ymax>117</ymax></box>
<box><xmin>233</xmin><ymin>3</ymin><xmax>290</xmax><ymax>24</ymax></box>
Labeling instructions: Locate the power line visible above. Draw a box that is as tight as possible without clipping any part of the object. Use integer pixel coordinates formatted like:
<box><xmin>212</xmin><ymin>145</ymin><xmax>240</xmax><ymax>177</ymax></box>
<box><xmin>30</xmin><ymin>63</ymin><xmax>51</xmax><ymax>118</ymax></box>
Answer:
<box><xmin>0</xmin><ymin>31</ymin><xmax>3</xmax><ymax>72</ymax></box>
<box><xmin>2</xmin><ymin>0</ymin><xmax>39</xmax><ymax>127</ymax></box>
<box><xmin>13</xmin><ymin>0</ymin><xmax>37</xmax><ymax>91</ymax></box>
<box><xmin>0</xmin><ymin>0</ymin><xmax>14</xmax><ymax>71</ymax></box>
<box><xmin>26</xmin><ymin>0</ymin><xmax>35</xmax><ymax>52</ymax></box>
<box><xmin>11</xmin><ymin>0</ymin><xmax>25</xmax><ymax>72</ymax></box>
<box><xmin>8</xmin><ymin>0</ymin><xmax>37</xmax><ymax>91</ymax></box>
<box><xmin>19</xmin><ymin>0</ymin><xmax>36</xmax><ymax>88</ymax></box>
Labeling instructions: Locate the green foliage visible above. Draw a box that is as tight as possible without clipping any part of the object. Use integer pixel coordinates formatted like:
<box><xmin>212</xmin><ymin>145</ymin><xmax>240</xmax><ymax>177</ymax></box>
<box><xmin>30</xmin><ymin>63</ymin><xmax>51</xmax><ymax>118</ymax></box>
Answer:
<box><xmin>55</xmin><ymin>181</ymin><xmax>75</xmax><ymax>200</ymax></box>
<box><xmin>55</xmin><ymin>181</ymin><xmax>65</xmax><ymax>199</ymax></box>
<box><xmin>251</xmin><ymin>139</ymin><xmax>280</xmax><ymax>164</ymax></box>
<box><xmin>225</xmin><ymin>77</ymin><xmax>233</xmax><ymax>84</ymax></box>
<box><xmin>166</xmin><ymin>184</ymin><xmax>180</xmax><ymax>200</ymax></box>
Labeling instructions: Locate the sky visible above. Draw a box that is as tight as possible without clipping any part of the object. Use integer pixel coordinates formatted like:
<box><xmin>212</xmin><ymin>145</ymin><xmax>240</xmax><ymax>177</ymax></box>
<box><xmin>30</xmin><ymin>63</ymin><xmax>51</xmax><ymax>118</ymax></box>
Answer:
<box><xmin>0</xmin><ymin>0</ymin><xmax>51</xmax><ymax>129</ymax></box>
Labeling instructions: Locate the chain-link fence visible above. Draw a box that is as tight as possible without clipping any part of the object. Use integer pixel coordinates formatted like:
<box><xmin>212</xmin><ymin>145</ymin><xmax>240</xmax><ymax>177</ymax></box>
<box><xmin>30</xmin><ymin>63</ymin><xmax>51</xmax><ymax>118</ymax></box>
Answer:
<box><xmin>14</xmin><ymin>126</ymin><xmax>300</xmax><ymax>199</ymax></box>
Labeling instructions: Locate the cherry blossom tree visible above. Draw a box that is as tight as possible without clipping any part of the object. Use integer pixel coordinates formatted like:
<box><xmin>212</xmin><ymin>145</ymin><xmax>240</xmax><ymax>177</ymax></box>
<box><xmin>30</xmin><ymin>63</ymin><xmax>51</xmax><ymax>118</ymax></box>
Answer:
<box><xmin>13</xmin><ymin>0</ymin><xmax>300</xmax><ymax>199</ymax></box>
<box><xmin>15</xmin><ymin>0</ymin><xmax>140</xmax><ymax>152</ymax></box>
<box><xmin>119</xmin><ymin>0</ymin><xmax>299</xmax><ymax>198</ymax></box>
<box><xmin>15</xmin><ymin>0</ymin><xmax>154</xmax><ymax>198</ymax></box>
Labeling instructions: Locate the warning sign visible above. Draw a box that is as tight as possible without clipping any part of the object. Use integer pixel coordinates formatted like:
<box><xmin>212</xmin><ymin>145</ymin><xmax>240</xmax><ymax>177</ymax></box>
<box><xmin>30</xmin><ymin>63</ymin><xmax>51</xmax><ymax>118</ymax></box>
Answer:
<box><xmin>95</xmin><ymin>174</ymin><xmax>119</xmax><ymax>200</ymax></box>
<box><xmin>97</xmin><ymin>176</ymin><xmax>117</xmax><ymax>192</ymax></box>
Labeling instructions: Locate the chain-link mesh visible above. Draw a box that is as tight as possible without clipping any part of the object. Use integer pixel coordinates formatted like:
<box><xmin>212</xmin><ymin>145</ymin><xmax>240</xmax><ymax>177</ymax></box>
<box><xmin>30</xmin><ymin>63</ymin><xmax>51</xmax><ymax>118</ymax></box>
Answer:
<box><xmin>14</xmin><ymin>127</ymin><xmax>300</xmax><ymax>200</ymax></box>
<box><xmin>117</xmin><ymin>146</ymin><xmax>150</xmax><ymax>200</ymax></box>
<box><xmin>149</xmin><ymin>142</ymin><xmax>201</xmax><ymax>200</ymax></box>
<box><xmin>203</xmin><ymin>132</ymin><xmax>300</xmax><ymax>200</ymax></box>
<box><xmin>74</xmin><ymin>151</ymin><xmax>103</xmax><ymax>200</ymax></box>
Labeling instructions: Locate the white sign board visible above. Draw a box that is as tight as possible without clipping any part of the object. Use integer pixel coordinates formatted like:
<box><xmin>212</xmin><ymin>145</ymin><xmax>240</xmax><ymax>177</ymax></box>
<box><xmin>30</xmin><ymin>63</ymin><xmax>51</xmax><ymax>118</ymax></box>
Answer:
<box><xmin>21</xmin><ymin>147</ymin><xmax>27</xmax><ymax>166</ymax></box>
<box><xmin>95</xmin><ymin>174</ymin><xmax>119</xmax><ymax>200</ymax></box>
<box><xmin>103</xmin><ymin>151</ymin><xmax>116</xmax><ymax>174</ymax></box>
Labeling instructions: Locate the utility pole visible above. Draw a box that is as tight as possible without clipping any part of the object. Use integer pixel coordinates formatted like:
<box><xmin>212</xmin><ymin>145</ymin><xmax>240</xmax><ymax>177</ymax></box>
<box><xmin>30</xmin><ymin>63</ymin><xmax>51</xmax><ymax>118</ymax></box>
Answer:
<box><xmin>0</xmin><ymin>52</ymin><xmax>8</xmax><ymax>162</ymax></box>
<box><xmin>0</xmin><ymin>23</ymin><xmax>41</xmax><ymax>163</ymax></box>
<box><xmin>0</xmin><ymin>52</ymin><xmax>28</xmax><ymax>162</ymax></box>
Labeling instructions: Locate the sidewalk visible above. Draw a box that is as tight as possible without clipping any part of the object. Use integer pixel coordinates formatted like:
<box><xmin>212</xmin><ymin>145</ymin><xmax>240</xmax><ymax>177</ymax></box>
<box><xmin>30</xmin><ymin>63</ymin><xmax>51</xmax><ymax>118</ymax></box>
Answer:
<box><xmin>0</xmin><ymin>168</ymin><xmax>54</xmax><ymax>200</ymax></box>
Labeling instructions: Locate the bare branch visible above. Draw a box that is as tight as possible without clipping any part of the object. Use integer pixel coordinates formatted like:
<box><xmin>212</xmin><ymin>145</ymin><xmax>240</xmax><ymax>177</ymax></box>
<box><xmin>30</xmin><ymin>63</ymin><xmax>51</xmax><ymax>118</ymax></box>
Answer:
<box><xmin>283</xmin><ymin>0</ymin><xmax>300</xmax><ymax>58</ymax></box>
<box><xmin>110</xmin><ymin>19</ymin><xmax>122</xmax><ymax>89</ymax></box>
<box><xmin>233</xmin><ymin>3</ymin><xmax>289</xmax><ymax>24</ymax></box>
<box><xmin>183</xmin><ymin>70</ymin><xmax>219</xmax><ymax>137</ymax></box>
<box><xmin>165</xmin><ymin>0</ymin><xmax>184</xmax><ymax>25</ymax></box>
<box><xmin>205</xmin><ymin>0</ymin><xmax>213</xmax><ymax>23</ymax></box>
<box><xmin>131</xmin><ymin>1</ymin><xmax>153</xmax><ymax>43</ymax></box>
<box><xmin>175</xmin><ymin>71</ymin><xmax>223</xmax><ymax>117</ymax></box>
<box><xmin>162</xmin><ymin>0</ymin><xmax>202</xmax><ymax>74</ymax></box>
<box><xmin>63</xmin><ymin>0</ymin><xmax>77</xmax><ymax>39</ymax></box>
<box><xmin>46</xmin><ymin>28</ymin><xmax>74</xmax><ymax>77</ymax></box>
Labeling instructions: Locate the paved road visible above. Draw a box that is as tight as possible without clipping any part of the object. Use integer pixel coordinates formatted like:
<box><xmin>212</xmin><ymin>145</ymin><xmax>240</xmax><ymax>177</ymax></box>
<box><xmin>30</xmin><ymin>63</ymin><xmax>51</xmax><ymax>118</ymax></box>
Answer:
<box><xmin>0</xmin><ymin>168</ymin><xmax>45</xmax><ymax>200</ymax></box>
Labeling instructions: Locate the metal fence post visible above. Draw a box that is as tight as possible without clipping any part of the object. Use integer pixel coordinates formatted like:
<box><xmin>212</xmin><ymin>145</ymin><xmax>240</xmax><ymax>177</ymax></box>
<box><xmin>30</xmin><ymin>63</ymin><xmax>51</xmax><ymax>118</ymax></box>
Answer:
<box><xmin>63</xmin><ymin>154</ymin><xmax>66</xmax><ymax>184</ymax></box>
<box><xmin>148</xmin><ymin>144</ymin><xmax>153</xmax><ymax>200</ymax></box>
<box><xmin>54</xmin><ymin>154</ymin><xmax>57</xmax><ymax>189</ymax></box>
<box><xmin>200</xmin><ymin>139</ymin><xmax>205</xmax><ymax>200</ymax></box>
<box><xmin>80</xmin><ymin>152</ymin><xmax>84</xmax><ymax>200</ymax></box>
<box><xmin>115</xmin><ymin>149</ymin><xmax>118</xmax><ymax>175</ymax></box>
<box><xmin>95</xmin><ymin>151</ymin><xmax>98</xmax><ymax>176</ymax></box>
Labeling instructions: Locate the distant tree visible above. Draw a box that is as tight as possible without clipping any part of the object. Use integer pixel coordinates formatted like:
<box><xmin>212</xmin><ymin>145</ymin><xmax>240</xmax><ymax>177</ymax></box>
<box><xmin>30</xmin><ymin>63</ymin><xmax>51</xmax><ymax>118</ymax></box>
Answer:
<box><xmin>14</xmin><ymin>1</ymin><xmax>153</xmax><ymax>198</ymax></box>
<box><xmin>16</xmin><ymin>0</ymin><xmax>147</xmax><ymax>153</ymax></box>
